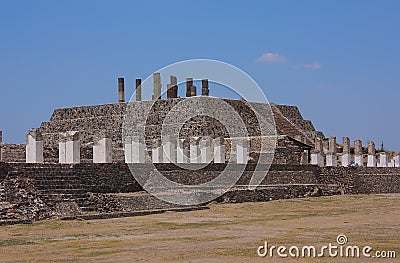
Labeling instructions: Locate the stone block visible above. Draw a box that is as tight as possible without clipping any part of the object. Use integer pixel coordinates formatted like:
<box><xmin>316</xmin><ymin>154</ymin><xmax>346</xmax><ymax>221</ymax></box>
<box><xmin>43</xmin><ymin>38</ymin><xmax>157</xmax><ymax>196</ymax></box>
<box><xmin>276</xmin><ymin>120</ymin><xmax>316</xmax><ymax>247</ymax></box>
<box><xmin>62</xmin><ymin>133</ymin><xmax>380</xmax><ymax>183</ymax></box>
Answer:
<box><xmin>93</xmin><ymin>137</ymin><xmax>112</xmax><ymax>163</ymax></box>
<box><xmin>124</xmin><ymin>136</ymin><xmax>132</xmax><ymax>164</ymax></box>
<box><xmin>341</xmin><ymin>153</ymin><xmax>351</xmax><ymax>167</ymax></box>
<box><xmin>236</xmin><ymin>138</ymin><xmax>249</xmax><ymax>164</ymax></box>
<box><xmin>189</xmin><ymin>137</ymin><xmax>201</xmax><ymax>163</ymax></box>
<box><xmin>59</xmin><ymin>132</ymin><xmax>67</xmax><ymax>164</ymax></box>
<box><xmin>328</xmin><ymin>136</ymin><xmax>337</xmax><ymax>154</ymax></box>
<box><xmin>354</xmin><ymin>155</ymin><xmax>364</xmax><ymax>167</ymax></box>
<box><xmin>213</xmin><ymin>138</ymin><xmax>225</xmax><ymax>163</ymax></box>
<box><xmin>199</xmin><ymin>137</ymin><xmax>212</xmax><ymax>163</ymax></box>
<box><xmin>186</xmin><ymin>78</ymin><xmax>193</xmax><ymax>97</ymax></box>
<box><xmin>342</xmin><ymin>137</ymin><xmax>350</xmax><ymax>154</ymax></box>
<box><xmin>367</xmin><ymin>154</ymin><xmax>376</xmax><ymax>167</ymax></box>
<box><xmin>59</xmin><ymin>131</ymin><xmax>80</xmax><ymax>164</ymax></box>
<box><xmin>368</xmin><ymin>141</ymin><xmax>376</xmax><ymax>155</ymax></box>
<box><xmin>201</xmin><ymin>79</ymin><xmax>209</xmax><ymax>96</ymax></box>
<box><xmin>118</xmin><ymin>77</ymin><xmax>124</xmax><ymax>103</ymax></box>
<box><xmin>326</xmin><ymin>154</ymin><xmax>338</xmax><ymax>167</ymax></box>
<box><xmin>162</xmin><ymin>138</ymin><xmax>176</xmax><ymax>163</ymax></box>
<box><xmin>354</xmin><ymin>140</ymin><xmax>363</xmax><ymax>155</ymax></box>
<box><xmin>151</xmin><ymin>139</ymin><xmax>162</xmax><ymax>163</ymax></box>
<box><xmin>310</xmin><ymin>153</ymin><xmax>324</xmax><ymax>167</ymax></box>
<box><xmin>190</xmin><ymin>85</ymin><xmax>197</xmax><ymax>97</ymax></box>
<box><xmin>300</xmin><ymin>150</ymin><xmax>308</xmax><ymax>165</ymax></box>
<box><xmin>152</xmin><ymin>72</ymin><xmax>161</xmax><ymax>100</ymax></box>
<box><xmin>177</xmin><ymin>139</ymin><xmax>189</xmax><ymax>163</ymax></box>
<box><xmin>136</xmin><ymin>78</ymin><xmax>142</xmax><ymax>102</ymax></box>
<box><xmin>132</xmin><ymin>136</ymin><xmax>146</xmax><ymax>163</ymax></box>
<box><xmin>26</xmin><ymin>129</ymin><xmax>44</xmax><ymax>163</ymax></box>
<box><xmin>378</xmin><ymin>153</ymin><xmax>388</xmax><ymax>167</ymax></box>
<box><xmin>313</xmin><ymin>137</ymin><xmax>323</xmax><ymax>153</ymax></box>
<box><xmin>393</xmin><ymin>155</ymin><xmax>400</xmax><ymax>168</ymax></box>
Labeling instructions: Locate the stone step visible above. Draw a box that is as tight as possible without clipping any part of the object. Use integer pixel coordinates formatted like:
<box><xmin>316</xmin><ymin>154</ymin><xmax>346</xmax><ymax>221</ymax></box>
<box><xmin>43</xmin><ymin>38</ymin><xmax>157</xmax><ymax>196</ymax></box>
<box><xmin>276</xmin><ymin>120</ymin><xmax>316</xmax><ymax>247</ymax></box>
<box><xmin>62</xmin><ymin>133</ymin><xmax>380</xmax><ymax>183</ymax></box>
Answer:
<box><xmin>39</xmin><ymin>189</ymin><xmax>87</xmax><ymax>195</ymax></box>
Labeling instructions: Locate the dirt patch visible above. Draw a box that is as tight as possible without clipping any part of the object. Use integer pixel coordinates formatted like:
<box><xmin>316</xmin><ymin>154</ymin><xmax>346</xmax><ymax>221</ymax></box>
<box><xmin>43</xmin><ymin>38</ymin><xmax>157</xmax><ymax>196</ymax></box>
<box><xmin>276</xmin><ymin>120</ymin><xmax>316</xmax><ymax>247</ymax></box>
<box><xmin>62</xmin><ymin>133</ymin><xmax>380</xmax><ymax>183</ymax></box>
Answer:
<box><xmin>0</xmin><ymin>194</ymin><xmax>399</xmax><ymax>262</ymax></box>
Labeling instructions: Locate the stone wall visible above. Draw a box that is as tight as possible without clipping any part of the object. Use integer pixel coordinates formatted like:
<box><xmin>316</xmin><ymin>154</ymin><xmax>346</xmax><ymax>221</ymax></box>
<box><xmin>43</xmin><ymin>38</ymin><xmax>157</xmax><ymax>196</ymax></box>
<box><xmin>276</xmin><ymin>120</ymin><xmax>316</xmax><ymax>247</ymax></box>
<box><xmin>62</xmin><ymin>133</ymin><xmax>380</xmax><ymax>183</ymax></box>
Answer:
<box><xmin>272</xmin><ymin>104</ymin><xmax>324</xmax><ymax>141</ymax></box>
<box><xmin>317</xmin><ymin>167</ymin><xmax>400</xmax><ymax>194</ymax></box>
<box><xmin>1</xmin><ymin>163</ymin><xmax>399</xmax><ymax>197</ymax></box>
<box><xmin>29</xmin><ymin>99</ymin><xmax>317</xmax><ymax>163</ymax></box>
<box><xmin>1</xmin><ymin>144</ymin><xmax>25</xmax><ymax>162</ymax></box>
<box><xmin>1</xmin><ymin>162</ymin><xmax>400</xmax><ymax>223</ymax></box>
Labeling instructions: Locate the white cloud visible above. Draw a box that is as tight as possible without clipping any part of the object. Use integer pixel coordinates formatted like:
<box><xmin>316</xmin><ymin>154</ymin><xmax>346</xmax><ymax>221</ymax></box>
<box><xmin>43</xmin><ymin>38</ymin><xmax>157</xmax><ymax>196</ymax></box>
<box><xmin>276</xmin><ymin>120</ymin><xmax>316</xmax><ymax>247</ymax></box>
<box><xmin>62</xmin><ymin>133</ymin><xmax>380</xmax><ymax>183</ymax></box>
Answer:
<box><xmin>303</xmin><ymin>62</ymin><xmax>321</xmax><ymax>70</ymax></box>
<box><xmin>256</xmin><ymin>52</ymin><xmax>286</xmax><ymax>63</ymax></box>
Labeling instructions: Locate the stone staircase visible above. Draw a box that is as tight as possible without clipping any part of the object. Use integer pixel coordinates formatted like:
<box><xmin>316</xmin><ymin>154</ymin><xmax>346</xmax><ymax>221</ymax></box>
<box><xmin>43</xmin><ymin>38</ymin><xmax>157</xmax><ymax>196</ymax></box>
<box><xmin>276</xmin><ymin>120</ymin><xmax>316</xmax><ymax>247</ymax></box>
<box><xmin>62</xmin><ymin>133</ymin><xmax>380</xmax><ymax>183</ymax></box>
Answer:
<box><xmin>271</xmin><ymin>104</ymin><xmax>314</xmax><ymax>146</ymax></box>
<box><xmin>3</xmin><ymin>163</ymin><xmax>140</xmax><ymax>213</ymax></box>
<box><xmin>6</xmin><ymin>166</ymin><xmax>90</xmax><ymax>211</ymax></box>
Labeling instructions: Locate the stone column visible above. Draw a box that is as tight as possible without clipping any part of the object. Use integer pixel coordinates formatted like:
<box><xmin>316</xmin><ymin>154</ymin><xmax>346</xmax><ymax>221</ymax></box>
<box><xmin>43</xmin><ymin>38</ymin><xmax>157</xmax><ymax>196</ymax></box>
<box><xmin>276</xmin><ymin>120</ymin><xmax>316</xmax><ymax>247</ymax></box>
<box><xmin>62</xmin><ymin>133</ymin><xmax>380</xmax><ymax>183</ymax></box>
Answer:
<box><xmin>118</xmin><ymin>77</ymin><xmax>125</xmax><ymax>103</ymax></box>
<box><xmin>136</xmin><ymin>78</ymin><xmax>142</xmax><ymax>102</ymax></box>
<box><xmin>167</xmin><ymin>81</ymin><xmax>178</xmax><ymax>99</ymax></box>
<box><xmin>322</xmin><ymin>139</ymin><xmax>329</xmax><ymax>154</ymax></box>
<box><xmin>152</xmin><ymin>72</ymin><xmax>161</xmax><ymax>100</ymax></box>
<box><xmin>393</xmin><ymin>154</ymin><xmax>400</xmax><ymax>168</ymax></box>
<box><xmin>124</xmin><ymin>136</ymin><xmax>132</xmax><ymax>163</ymax></box>
<box><xmin>93</xmin><ymin>131</ymin><xmax>112</xmax><ymax>163</ymax></box>
<box><xmin>190</xmin><ymin>85</ymin><xmax>197</xmax><ymax>97</ymax></box>
<box><xmin>202</xmin><ymin>79</ymin><xmax>209</xmax><ymax>96</ymax></box>
<box><xmin>367</xmin><ymin>140</ymin><xmax>377</xmax><ymax>167</ymax></box>
<box><xmin>236</xmin><ymin>138</ymin><xmax>249</xmax><ymax>164</ymax></box>
<box><xmin>170</xmin><ymin>75</ymin><xmax>178</xmax><ymax>98</ymax></box>
<box><xmin>300</xmin><ymin>150</ymin><xmax>309</xmax><ymax>165</ymax></box>
<box><xmin>341</xmin><ymin>137</ymin><xmax>351</xmax><ymax>167</ymax></box>
<box><xmin>26</xmin><ymin>129</ymin><xmax>44</xmax><ymax>163</ymax></box>
<box><xmin>131</xmin><ymin>135</ymin><xmax>146</xmax><ymax>163</ymax></box>
<box><xmin>162</xmin><ymin>137</ymin><xmax>176</xmax><ymax>163</ymax></box>
<box><xmin>59</xmin><ymin>132</ymin><xmax>67</xmax><ymax>163</ymax></box>
<box><xmin>310</xmin><ymin>138</ymin><xmax>324</xmax><ymax>167</ymax></box>
<box><xmin>177</xmin><ymin>138</ymin><xmax>189</xmax><ymax>163</ymax></box>
<box><xmin>213</xmin><ymin>137</ymin><xmax>225</xmax><ymax>163</ymax></box>
<box><xmin>189</xmin><ymin>137</ymin><xmax>201</xmax><ymax>163</ymax></box>
<box><xmin>186</xmin><ymin>78</ymin><xmax>193</xmax><ymax>97</ymax></box>
<box><xmin>199</xmin><ymin>137</ymin><xmax>212</xmax><ymax>163</ymax></box>
<box><xmin>65</xmin><ymin>131</ymin><xmax>80</xmax><ymax>164</ymax></box>
<box><xmin>151</xmin><ymin>139</ymin><xmax>163</xmax><ymax>163</ymax></box>
<box><xmin>326</xmin><ymin>136</ymin><xmax>338</xmax><ymax>167</ymax></box>
<box><xmin>354</xmin><ymin>140</ymin><xmax>363</xmax><ymax>166</ymax></box>
<box><xmin>378</xmin><ymin>152</ymin><xmax>388</xmax><ymax>167</ymax></box>
<box><xmin>166</xmin><ymin>84</ymin><xmax>174</xmax><ymax>99</ymax></box>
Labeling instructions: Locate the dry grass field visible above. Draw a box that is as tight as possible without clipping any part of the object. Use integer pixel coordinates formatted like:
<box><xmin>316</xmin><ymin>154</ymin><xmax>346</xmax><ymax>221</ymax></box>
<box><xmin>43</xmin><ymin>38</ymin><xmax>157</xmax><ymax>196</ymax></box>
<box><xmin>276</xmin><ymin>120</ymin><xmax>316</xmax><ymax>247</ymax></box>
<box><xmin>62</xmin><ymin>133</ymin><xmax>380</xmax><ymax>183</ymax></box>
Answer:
<box><xmin>0</xmin><ymin>194</ymin><xmax>399</xmax><ymax>262</ymax></box>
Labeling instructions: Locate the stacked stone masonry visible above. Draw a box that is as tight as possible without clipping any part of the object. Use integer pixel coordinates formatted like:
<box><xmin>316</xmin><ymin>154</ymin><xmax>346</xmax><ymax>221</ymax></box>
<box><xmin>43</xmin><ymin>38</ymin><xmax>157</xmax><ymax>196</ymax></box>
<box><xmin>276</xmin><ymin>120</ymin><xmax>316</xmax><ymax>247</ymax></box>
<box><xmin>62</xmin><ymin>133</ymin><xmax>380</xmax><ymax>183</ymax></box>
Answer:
<box><xmin>1</xmin><ymin>162</ymin><xmax>399</xmax><ymax>223</ymax></box>
<box><xmin>1</xmin><ymin>99</ymin><xmax>323</xmax><ymax>164</ymax></box>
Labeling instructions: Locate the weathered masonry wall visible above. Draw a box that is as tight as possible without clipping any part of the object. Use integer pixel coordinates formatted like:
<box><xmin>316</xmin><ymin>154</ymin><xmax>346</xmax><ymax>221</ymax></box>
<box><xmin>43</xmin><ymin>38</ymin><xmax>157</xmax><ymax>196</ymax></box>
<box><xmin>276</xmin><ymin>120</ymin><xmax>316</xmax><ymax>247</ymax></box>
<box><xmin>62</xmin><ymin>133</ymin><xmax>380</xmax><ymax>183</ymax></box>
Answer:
<box><xmin>31</xmin><ymin>100</ymin><xmax>320</xmax><ymax>163</ymax></box>
<box><xmin>1</xmin><ymin>163</ymin><xmax>399</xmax><ymax>195</ymax></box>
<box><xmin>317</xmin><ymin>167</ymin><xmax>400</xmax><ymax>194</ymax></box>
<box><xmin>1</xmin><ymin>163</ymin><xmax>399</xmax><ymax>223</ymax></box>
<box><xmin>1</xmin><ymin>144</ymin><xmax>25</xmax><ymax>162</ymax></box>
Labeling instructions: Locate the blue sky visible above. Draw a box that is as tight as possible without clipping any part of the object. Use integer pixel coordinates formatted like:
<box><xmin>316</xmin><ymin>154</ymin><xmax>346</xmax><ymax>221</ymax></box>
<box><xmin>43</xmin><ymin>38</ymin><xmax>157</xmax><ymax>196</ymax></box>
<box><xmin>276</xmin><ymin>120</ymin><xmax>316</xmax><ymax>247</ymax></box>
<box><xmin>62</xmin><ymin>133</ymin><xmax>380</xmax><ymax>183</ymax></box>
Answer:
<box><xmin>0</xmin><ymin>0</ymin><xmax>399</xmax><ymax>150</ymax></box>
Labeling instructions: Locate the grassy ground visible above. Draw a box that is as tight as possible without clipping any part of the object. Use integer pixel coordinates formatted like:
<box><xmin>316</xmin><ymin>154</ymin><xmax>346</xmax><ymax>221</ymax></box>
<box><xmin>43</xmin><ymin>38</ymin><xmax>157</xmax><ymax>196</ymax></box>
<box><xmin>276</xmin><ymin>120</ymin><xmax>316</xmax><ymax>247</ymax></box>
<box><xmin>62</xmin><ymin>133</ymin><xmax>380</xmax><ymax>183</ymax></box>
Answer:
<box><xmin>0</xmin><ymin>194</ymin><xmax>399</xmax><ymax>262</ymax></box>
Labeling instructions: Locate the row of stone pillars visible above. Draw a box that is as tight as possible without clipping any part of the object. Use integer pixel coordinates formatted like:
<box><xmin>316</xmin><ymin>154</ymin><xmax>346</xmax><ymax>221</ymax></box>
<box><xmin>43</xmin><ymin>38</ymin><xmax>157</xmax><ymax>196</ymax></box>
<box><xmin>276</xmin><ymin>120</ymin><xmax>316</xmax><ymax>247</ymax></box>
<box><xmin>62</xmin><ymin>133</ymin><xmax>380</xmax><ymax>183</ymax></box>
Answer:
<box><xmin>117</xmin><ymin>74</ymin><xmax>210</xmax><ymax>102</ymax></box>
<box><xmin>24</xmin><ymin>130</ymin><xmax>110</xmax><ymax>164</ymax></box>
<box><xmin>23</xmin><ymin>129</ymin><xmax>249</xmax><ymax>164</ymax></box>
<box><xmin>311</xmin><ymin>136</ymin><xmax>400</xmax><ymax>167</ymax></box>
<box><xmin>124</xmin><ymin>137</ymin><xmax>247</xmax><ymax>164</ymax></box>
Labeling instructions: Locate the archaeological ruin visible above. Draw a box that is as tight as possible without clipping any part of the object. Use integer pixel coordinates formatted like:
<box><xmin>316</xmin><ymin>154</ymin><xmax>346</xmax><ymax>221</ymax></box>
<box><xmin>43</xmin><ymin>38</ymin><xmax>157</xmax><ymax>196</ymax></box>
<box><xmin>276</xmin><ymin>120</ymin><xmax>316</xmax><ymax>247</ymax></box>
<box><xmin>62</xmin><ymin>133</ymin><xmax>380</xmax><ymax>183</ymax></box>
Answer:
<box><xmin>0</xmin><ymin>74</ymin><xmax>399</xmax><ymax>225</ymax></box>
